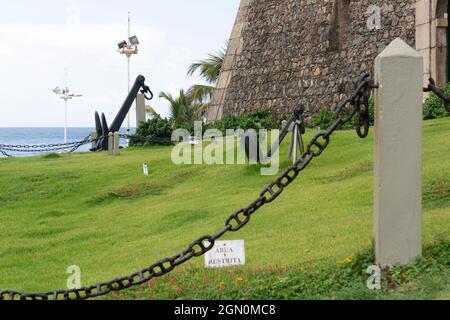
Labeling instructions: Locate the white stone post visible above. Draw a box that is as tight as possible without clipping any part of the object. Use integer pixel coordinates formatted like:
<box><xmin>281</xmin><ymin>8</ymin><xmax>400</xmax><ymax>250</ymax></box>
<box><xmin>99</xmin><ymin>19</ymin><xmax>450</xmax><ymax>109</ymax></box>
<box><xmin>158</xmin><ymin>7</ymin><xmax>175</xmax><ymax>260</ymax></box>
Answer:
<box><xmin>136</xmin><ymin>94</ymin><xmax>146</xmax><ymax>128</ymax></box>
<box><xmin>108</xmin><ymin>132</ymin><xmax>113</xmax><ymax>156</ymax></box>
<box><xmin>113</xmin><ymin>132</ymin><xmax>120</xmax><ymax>156</ymax></box>
<box><xmin>374</xmin><ymin>38</ymin><xmax>423</xmax><ymax>267</ymax></box>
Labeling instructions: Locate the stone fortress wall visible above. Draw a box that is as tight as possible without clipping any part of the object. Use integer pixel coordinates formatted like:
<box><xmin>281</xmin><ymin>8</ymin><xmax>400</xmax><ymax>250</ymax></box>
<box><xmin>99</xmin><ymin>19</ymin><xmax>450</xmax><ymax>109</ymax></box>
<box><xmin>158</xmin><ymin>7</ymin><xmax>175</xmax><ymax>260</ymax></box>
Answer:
<box><xmin>208</xmin><ymin>0</ymin><xmax>448</xmax><ymax>122</ymax></box>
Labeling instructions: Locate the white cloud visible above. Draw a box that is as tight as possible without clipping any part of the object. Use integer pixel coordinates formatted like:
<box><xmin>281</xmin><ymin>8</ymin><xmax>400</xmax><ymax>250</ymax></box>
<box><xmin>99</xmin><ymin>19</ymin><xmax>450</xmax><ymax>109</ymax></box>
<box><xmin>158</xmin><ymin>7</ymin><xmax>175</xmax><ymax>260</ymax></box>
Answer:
<box><xmin>0</xmin><ymin>21</ymin><xmax>205</xmax><ymax>127</ymax></box>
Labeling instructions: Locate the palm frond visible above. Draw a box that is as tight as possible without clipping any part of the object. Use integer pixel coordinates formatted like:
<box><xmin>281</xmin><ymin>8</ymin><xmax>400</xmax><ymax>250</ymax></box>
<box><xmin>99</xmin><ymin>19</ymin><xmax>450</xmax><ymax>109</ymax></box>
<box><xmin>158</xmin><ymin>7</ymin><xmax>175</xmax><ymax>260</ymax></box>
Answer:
<box><xmin>187</xmin><ymin>42</ymin><xmax>228</xmax><ymax>84</ymax></box>
<box><xmin>145</xmin><ymin>105</ymin><xmax>159</xmax><ymax>118</ymax></box>
<box><xmin>187</xmin><ymin>84</ymin><xmax>214</xmax><ymax>104</ymax></box>
<box><xmin>159</xmin><ymin>91</ymin><xmax>175</xmax><ymax>105</ymax></box>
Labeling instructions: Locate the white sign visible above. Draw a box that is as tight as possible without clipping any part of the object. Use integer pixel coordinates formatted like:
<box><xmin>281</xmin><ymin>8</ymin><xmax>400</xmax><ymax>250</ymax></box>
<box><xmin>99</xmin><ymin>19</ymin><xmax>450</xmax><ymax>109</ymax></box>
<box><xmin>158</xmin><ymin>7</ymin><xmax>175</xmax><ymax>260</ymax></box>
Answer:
<box><xmin>143</xmin><ymin>163</ymin><xmax>149</xmax><ymax>176</ymax></box>
<box><xmin>205</xmin><ymin>240</ymin><xmax>245</xmax><ymax>268</ymax></box>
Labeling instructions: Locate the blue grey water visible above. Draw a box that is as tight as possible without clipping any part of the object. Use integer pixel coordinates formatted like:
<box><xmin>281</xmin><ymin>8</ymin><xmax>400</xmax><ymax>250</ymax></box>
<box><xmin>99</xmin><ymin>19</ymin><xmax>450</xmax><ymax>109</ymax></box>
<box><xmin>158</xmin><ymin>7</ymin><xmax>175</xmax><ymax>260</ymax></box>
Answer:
<box><xmin>0</xmin><ymin>128</ymin><xmax>134</xmax><ymax>157</ymax></box>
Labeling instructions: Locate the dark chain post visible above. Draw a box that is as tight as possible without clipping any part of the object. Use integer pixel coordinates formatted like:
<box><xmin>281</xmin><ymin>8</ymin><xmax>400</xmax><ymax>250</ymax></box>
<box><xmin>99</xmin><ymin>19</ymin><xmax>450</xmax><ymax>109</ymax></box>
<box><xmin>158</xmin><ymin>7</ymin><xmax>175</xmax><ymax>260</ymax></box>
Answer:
<box><xmin>424</xmin><ymin>78</ymin><xmax>450</xmax><ymax>112</ymax></box>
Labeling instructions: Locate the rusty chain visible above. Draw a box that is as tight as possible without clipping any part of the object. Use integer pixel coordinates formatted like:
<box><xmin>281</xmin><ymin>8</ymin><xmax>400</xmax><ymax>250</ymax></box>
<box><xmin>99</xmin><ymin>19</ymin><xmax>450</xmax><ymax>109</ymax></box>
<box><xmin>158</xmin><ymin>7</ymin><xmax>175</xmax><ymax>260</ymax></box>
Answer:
<box><xmin>0</xmin><ymin>134</ymin><xmax>172</xmax><ymax>157</ymax></box>
<box><xmin>0</xmin><ymin>74</ymin><xmax>377</xmax><ymax>300</ymax></box>
<box><xmin>0</xmin><ymin>135</ymin><xmax>93</xmax><ymax>156</ymax></box>
<box><xmin>0</xmin><ymin>136</ymin><xmax>92</xmax><ymax>150</ymax></box>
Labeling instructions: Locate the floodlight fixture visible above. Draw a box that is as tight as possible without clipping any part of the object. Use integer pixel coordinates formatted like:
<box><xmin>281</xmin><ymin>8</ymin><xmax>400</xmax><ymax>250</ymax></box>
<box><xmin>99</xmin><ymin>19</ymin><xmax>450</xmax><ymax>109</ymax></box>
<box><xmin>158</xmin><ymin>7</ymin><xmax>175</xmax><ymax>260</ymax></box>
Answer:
<box><xmin>118</xmin><ymin>40</ymin><xmax>127</xmax><ymax>50</ymax></box>
<box><xmin>129</xmin><ymin>35</ymin><xmax>139</xmax><ymax>46</ymax></box>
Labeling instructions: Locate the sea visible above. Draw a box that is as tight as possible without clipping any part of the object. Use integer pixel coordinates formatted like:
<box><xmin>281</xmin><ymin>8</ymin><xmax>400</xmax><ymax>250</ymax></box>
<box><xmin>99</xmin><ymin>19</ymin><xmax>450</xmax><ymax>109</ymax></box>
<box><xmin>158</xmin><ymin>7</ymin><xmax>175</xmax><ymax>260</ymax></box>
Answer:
<box><xmin>0</xmin><ymin>127</ymin><xmax>134</xmax><ymax>157</ymax></box>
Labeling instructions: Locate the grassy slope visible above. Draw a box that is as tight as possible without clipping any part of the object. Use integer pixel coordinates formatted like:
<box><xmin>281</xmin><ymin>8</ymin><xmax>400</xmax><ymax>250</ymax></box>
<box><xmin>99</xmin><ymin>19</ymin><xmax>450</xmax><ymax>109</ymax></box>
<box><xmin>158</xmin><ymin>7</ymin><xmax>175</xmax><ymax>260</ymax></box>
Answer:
<box><xmin>0</xmin><ymin>118</ymin><xmax>449</xmax><ymax>299</ymax></box>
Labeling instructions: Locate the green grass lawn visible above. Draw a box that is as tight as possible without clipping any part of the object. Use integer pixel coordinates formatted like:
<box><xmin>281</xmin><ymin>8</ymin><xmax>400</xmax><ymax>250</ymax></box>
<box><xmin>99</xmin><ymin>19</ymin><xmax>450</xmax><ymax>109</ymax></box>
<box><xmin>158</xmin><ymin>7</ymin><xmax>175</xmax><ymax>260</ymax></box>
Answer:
<box><xmin>0</xmin><ymin>118</ymin><xmax>449</xmax><ymax>300</ymax></box>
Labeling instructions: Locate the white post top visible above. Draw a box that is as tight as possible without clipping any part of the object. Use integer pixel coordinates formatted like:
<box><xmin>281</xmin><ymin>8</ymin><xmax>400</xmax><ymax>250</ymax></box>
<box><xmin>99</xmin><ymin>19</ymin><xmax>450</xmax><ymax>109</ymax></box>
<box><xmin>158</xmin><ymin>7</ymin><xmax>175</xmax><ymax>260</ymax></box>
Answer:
<box><xmin>376</xmin><ymin>38</ymin><xmax>422</xmax><ymax>59</ymax></box>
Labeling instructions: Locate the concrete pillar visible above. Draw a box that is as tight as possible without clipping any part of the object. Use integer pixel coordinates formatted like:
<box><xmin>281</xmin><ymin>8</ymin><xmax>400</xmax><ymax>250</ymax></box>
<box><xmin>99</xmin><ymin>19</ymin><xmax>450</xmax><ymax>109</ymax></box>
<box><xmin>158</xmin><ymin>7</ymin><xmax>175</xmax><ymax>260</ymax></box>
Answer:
<box><xmin>374</xmin><ymin>38</ymin><xmax>423</xmax><ymax>267</ymax></box>
<box><xmin>113</xmin><ymin>132</ymin><xmax>120</xmax><ymax>156</ymax></box>
<box><xmin>136</xmin><ymin>94</ymin><xmax>146</xmax><ymax>128</ymax></box>
<box><xmin>108</xmin><ymin>132</ymin><xmax>113</xmax><ymax>156</ymax></box>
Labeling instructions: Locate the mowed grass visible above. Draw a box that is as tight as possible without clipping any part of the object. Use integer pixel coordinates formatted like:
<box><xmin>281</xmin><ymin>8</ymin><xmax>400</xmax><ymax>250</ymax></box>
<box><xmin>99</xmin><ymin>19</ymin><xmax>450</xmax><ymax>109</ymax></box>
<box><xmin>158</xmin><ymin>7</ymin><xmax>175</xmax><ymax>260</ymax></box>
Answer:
<box><xmin>0</xmin><ymin>118</ymin><xmax>449</xmax><ymax>299</ymax></box>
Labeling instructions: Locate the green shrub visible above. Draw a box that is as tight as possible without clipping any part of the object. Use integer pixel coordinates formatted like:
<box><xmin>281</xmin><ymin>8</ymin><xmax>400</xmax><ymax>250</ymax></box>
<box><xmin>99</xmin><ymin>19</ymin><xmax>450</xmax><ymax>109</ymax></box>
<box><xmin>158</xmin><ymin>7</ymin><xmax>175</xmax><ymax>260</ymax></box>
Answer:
<box><xmin>309</xmin><ymin>98</ymin><xmax>375</xmax><ymax>131</ymax></box>
<box><xmin>210</xmin><ymin>115</ymin><xmax>240</xmax><ymax>133</ymax></box>
<box><xmin>423</xmin><ymin>82</ymin><xmax>450</xmax><ymax>120</ymax></box>
<box><xmin>308</xmin><ymin>110</ymin><xmax>336</xmax><ymax>130</ymax></box>
<box><xmin>175</xmin><ymin>120</ymin><xmax>210</xmax><ymax>136</ymax></box>
<box><xmin>238</xmin><ymin>110</ymin><xmax>273</xmax><ymax>130</ymax></box>
<box><xmin>130</xmin><ymin>116</ymin><xmax>173</xmax><ymax>146</ymax></box>
<box><xmin>209</xmin><ymin>110</ymin><xmax>273</xmax><ymax>132</ymax></box>
<box><xmin>276</xmin><ymin>112</ymin><xmax>291</xmax><ymax>128</ymax></box>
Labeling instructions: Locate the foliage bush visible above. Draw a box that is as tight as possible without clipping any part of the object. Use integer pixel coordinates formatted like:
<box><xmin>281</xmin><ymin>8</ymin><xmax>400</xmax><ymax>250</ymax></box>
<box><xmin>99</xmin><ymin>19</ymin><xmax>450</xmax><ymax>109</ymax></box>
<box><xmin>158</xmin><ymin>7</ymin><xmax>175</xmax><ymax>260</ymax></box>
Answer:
<box><xmin>238</xmin><ymin>110</ymin><xmax>273</xmax><ymax>130</ymax></box>
<box><xmin>209</xmin><ymin>110</ymin><xmax>274</xmax><ymax>132</ymax></box>
<box><xmin>130</xmin><ymin>116</ymin><xmax>173</xmax><ymax>146</ymax></box>
<box><xmin>308</xmin><ymin>110</ymin><xmax>336</xmax><ymax>130</ymax></box>
<box><xmin>423</xmin><ymin>82</ymin><xmax>450</xmax><ymax>120</ymax></box>
<box><xmin>174</xmin><ymin>120</ymin><xmax>209</xmax><ymax>136</ymax></box>
<box><xmin>210</xmin><ymin>115</ymin><xmax>240</xmax><ymax>133</ymax></box>
<box><xmin>308</xmin><ymin>96</ymin><xmax>375</xmax><ymax>131</ymax></box>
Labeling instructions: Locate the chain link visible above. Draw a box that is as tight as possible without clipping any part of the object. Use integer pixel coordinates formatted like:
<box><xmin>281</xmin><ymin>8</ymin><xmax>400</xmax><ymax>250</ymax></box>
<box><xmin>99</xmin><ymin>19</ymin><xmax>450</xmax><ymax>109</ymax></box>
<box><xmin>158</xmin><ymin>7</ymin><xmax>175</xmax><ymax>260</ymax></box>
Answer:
<box><xmin>0</xmin><ymin>74</ymin><xmax>376</xmax><ymax>300</ymax></box>
<box><xmin>0</xmin><ymin>135</ymin><xmax>94</xmax><ymax>155</ymax></box>
<box><xmin>0</xmin><ymin>134</ymin><xmax>174</xmax><ymax>157</ymax></box>
<box><xmin>0</xmin><ymin>134</ymin><xmax>111</xmax><ymax>156</ymax></box>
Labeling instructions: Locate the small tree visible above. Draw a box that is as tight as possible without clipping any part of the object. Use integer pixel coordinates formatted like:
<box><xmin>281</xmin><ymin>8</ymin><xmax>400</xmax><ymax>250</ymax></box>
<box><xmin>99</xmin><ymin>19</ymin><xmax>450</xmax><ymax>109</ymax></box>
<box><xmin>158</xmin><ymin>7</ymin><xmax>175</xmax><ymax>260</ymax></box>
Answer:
<box><xmin>159</xmin><ymin>89</ymin><xmax>205</xmax><ymax>128</ymax></box>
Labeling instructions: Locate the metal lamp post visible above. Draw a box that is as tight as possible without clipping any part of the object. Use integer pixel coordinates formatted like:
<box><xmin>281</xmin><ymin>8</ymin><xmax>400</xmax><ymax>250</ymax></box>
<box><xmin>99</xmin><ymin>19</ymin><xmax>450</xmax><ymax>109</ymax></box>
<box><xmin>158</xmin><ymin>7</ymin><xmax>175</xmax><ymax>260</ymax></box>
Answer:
<box><xmin>52</xmin><ymin>70</ymin><xmax>82</xmax><ymax>145</ymax></box>
<box><xmin>118</xmin><ymin>12</ymin><xmax>139</xmax><ymax>137</ymax></box>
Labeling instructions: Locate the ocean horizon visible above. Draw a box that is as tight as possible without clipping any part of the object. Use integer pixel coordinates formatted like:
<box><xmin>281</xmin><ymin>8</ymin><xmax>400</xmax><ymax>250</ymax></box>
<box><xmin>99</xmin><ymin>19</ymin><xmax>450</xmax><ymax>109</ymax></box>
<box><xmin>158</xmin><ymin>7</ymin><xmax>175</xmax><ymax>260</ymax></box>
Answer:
<box><xmin>0</xmin><ymin>127</ymin><xmax>135</xmax><ymax>156</ymax></box>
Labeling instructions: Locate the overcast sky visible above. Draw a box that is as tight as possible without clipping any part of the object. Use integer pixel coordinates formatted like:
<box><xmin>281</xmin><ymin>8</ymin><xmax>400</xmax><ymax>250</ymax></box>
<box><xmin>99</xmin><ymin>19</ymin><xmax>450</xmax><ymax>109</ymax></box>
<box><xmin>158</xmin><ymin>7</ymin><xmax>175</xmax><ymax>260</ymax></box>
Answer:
<box><xmin>0</xmin><ymin>0</ymin><xmax>240</xmax><ymax>127</ymax></box>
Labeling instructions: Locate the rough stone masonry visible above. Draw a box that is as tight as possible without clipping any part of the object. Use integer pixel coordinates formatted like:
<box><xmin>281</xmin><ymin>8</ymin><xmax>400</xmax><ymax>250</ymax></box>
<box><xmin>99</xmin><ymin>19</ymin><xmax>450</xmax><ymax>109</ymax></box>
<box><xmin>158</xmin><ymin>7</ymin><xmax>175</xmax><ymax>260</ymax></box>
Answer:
<box><xmin>208</xmin><ymin>0</ymin><xmax>449</xmax><ymax>122</ymax></box>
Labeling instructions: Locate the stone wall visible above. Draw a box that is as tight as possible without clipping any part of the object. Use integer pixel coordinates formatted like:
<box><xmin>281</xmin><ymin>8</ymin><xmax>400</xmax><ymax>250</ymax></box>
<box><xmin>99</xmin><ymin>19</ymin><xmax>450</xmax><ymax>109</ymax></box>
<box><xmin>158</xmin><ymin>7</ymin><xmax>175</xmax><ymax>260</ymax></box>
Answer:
<box><xmin>208</xmin><ymin>0</ymin><xmax>417</xmax><ymax>121</ymax></box>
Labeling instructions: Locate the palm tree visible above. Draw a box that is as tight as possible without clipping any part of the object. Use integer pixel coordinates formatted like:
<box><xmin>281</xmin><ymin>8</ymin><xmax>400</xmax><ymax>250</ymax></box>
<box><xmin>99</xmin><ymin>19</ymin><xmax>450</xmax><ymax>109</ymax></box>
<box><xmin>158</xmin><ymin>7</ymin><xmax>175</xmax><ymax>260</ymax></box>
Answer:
<box><xmin>187</xmin><ymin>42</ymin><xmax>228</xmax><ymax>103</ymax></box>
<box><xmin>159</xmin><ymin>89</ymin><xmax>205</xmax><ymax>128</ymax></box>
<box><xmin>159</xmin><ymin>43</ymin><xmax>228</xmax><ymax>127</ymax></box>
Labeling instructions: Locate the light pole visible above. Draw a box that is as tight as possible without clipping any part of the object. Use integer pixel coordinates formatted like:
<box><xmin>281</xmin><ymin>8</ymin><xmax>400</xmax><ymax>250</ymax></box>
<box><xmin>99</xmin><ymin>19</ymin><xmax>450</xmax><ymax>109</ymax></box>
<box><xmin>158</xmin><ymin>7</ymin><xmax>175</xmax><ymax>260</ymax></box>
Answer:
<box><xmin>52</xmin><ymin>69</ymin><xmax>82</xmax><ymax>145</ymax></box>
<box><xmin>118</xmin><ymin>12</ymin><xmax>139</xmax><ymax>137</ymax></box>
